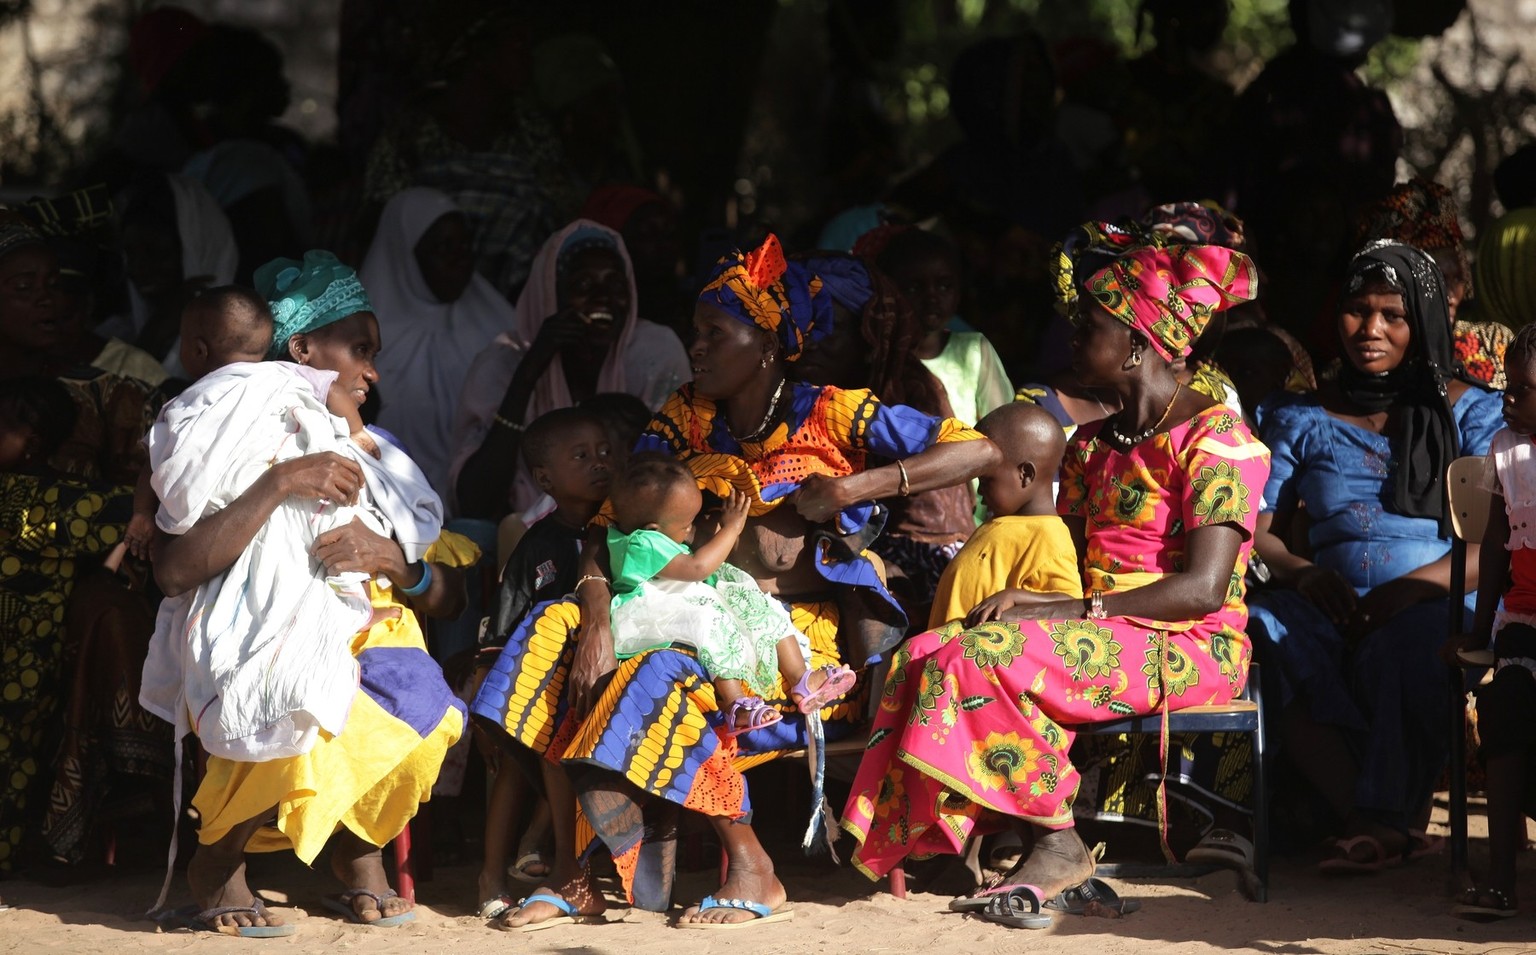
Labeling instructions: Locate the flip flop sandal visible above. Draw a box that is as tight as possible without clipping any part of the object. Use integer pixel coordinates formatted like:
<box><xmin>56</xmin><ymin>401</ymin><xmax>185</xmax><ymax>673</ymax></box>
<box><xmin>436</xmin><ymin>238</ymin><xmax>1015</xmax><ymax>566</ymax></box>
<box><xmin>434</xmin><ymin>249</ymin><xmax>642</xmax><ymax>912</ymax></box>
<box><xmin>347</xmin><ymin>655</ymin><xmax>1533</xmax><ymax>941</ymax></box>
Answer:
<box><xmin>1186</xmin><ymin>828</ymin><xmax>1256</xmax><ymax>877</ymax></box>
<box><xmin>181</xmin><ymin>899</ymin><xmax>297</xmax><ymax>937</ymax></box>
<box><xmin>507</xmin><ymin>851</ymin><xmax>551</xmax><ymax>884</ymax></box>
<box><xmin>476</xmin><ymin>895</ymin><xmax>516</xmax><ymax>921</ymax></box>
<box><xmin>724</xmin><ymin>696</ymin><xmax>783</xmax><ymax>739</ymax></box>
<box><xmin>500</xmin><ymin>892</ymin><xmax>609</xmax><ymax>933</ymax></box>
<box><xmin>949</xmin><ymin>882</ymin><xmax>1046</xmax><ymax>914</ymax></box>
<box><xmin>676</xmin><ymin>895</ymin><xmax>794</xmax><ymax>930</ymax></box>
<box><xmin>1318</xmin><ymin>834</ymin><xmax>1400</xmax><ymax>875</ymax></box>
<box><xmin>1452</xmin><ymin>887</ymin><xmax>1518</xmax><ymax>920</ymax></box>
<box><xmin>793</xmin><ymin>665</ymin><xmax>858</xmax><ymax>714</ymax></box>
<box><xmin>1045</xmin><ymin>878</ymin><xmax>1141</xmax><ymax>917</ymax></box>
<box><xmin>972</xmin><ymin>886</ymin><xmax>1052</xmax><ymax>929</ymax></box>
<box><xmin>322</xmin><ymin>888</ymin><xmax>416</xmax><ymax>927</ymax></box>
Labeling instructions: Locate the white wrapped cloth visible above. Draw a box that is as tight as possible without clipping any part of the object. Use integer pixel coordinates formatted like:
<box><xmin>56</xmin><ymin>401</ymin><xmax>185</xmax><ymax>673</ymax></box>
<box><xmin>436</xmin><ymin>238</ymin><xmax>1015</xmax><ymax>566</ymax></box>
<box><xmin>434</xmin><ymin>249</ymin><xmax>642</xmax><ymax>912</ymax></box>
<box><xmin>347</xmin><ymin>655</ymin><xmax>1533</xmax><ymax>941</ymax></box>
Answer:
<box><xmin>139</xmin><ymin>362</ymin><xmax>443</xmax><ymax>761</ymax></box>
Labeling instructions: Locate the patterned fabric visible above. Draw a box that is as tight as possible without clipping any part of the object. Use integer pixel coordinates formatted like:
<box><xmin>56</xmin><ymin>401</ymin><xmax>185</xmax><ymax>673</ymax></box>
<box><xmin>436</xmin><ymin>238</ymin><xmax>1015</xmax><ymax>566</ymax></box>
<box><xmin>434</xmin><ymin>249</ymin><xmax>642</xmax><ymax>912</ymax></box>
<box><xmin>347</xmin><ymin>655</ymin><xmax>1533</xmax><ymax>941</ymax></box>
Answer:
<box><xmin>0</xmin><ymin>475</ymin><xmax>133</xmax><ymax>871</ymax></box>
<box><xmin>1051</xmin><ymin>220</ymin><xmax>1143</xmax><ymax>321</ymax></box>
<box><xmin>256</xmin><ymin>250</ymin><xmax>374</xmax><ymax>359</ymax></box>
<box><xmin>635</xmin><ymin>381</ymin><xmax>982</xmax><ymax>537</ymax></box>
<box><xmin>470</xmin><ymin>596</ymin><xmax>861</xmax><ymax>907</ymax></box>
<box><xmin>607</xmin><ymin>527</ymin><xmax>796</xmax><ymax>694</ymax></box>
<box><xmin>1353</xmin><ymin>178</ymin><xmax>1468</xmax><ymax>293</ymax></box>
<box><xmin>470</xmin><ymin>379</ymin><xmax>985</xmax><ymax>908</ymax></box>
<box><xmin>1086</xmin><ymin>244</ymin><xmax>1259</xmax><ymax>362</ymax></box>
<box><xmin>843</xmin><ymin>406</ymin><xmax>1270</xmax><ymax>877</ymax></box>
<box><xmin>1455</xmin><ymin>319</ymin><xmax>1514</xmax><ymax>389</ymax></box>
<box><xmin>193</xmin><ymin>535</ymin><xmax>471</xmax><ymax>863</ymax></box>
<box><xmin>698</xmin><ymin>234</ymin><xmax>833</xmax><ymax>362</ymax></box>
<box><xmin>1141</xmin><ymin>201</ymin><xmax>1246</xmax><ymax>249</ymax></box>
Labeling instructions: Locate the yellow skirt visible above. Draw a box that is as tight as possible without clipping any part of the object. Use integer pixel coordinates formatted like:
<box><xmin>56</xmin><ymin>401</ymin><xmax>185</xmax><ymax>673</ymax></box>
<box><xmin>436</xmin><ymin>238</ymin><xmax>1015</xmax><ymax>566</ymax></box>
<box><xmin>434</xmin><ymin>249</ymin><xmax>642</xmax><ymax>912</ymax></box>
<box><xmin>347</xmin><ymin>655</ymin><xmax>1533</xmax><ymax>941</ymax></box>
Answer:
<box><xmin>193</xmin><ymin>604</ymin><xmax>465</xmax><ymax>864</ymax></box>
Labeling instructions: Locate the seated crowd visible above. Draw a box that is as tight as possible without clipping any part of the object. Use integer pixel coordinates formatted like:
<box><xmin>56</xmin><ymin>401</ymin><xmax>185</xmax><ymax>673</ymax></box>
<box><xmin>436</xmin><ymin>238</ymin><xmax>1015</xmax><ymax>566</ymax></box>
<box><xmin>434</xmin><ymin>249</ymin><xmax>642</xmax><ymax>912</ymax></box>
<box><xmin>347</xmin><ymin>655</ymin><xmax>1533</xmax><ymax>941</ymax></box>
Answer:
<box><xmin>3</xmin><ymin>0</ymin><xmax>1536</xmax><ymax>938</ymax></box>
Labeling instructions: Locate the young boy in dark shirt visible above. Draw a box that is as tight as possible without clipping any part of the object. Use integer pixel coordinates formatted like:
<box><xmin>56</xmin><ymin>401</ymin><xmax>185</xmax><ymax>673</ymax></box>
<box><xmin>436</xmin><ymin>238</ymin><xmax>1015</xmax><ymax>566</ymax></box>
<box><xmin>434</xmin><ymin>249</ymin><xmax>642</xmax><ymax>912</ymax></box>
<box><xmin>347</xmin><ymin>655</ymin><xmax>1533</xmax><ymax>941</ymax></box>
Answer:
<box><xmin>473</xmin><ymin>407</ymin><xmax>613</xmax><ymax>920</ymax></box>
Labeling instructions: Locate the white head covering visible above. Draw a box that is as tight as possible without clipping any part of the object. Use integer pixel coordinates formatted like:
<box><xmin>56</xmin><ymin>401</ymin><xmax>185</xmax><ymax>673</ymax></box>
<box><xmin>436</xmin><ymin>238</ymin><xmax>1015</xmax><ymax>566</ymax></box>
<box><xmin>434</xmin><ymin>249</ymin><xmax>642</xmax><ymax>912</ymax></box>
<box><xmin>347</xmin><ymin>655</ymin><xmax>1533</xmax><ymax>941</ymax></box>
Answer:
<box><xmin>447</xmin><ymin>218</ymin><xmax>650</xmax><ymax>515</ymax></box>
<box><xmin>362</xmin><ymin>187</ymin><xmax>515</xmax><ymax>497</ymax></box>
<box><xmin>110</xmin><ymin>173</ymin><xmax>239</xmax><ymax>377</ymax></box>
<box><xmin>510</xmin><ymin>218</ymin><xmax>639</xmax><ymax>419</ymax></box>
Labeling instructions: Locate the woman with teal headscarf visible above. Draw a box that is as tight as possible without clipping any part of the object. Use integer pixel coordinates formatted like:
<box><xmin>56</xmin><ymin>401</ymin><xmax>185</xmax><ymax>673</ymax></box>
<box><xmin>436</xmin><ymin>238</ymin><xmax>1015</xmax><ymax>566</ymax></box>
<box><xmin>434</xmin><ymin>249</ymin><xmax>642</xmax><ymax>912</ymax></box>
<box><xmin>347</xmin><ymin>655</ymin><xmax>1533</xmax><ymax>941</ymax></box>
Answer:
<box><xmin>148</xmin><ymin>250</ymin><xmax>477</xmax><ymax>934</ymax></box>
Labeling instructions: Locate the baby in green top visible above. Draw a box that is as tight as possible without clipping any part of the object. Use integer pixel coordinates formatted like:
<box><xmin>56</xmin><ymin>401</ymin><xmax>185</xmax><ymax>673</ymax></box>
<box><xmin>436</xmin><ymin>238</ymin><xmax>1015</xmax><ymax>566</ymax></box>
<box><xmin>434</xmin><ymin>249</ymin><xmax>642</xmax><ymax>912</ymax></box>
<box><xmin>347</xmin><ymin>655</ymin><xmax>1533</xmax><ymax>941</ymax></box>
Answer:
<box><xmin>607</xmin><ymin>453</ymin><xmax>856</xmax><ymax>735</ymax></box>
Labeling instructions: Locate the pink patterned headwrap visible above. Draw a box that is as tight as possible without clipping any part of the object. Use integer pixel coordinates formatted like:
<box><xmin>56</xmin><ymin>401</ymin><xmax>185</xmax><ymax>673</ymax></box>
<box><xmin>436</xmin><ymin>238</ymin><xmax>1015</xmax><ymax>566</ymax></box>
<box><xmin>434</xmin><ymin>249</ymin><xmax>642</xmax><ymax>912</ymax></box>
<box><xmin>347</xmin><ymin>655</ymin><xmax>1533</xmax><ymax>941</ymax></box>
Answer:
<box><xmin>1086</xmin><ymin>244</ymin><xmax>1259</xmax><ymax>361</ymax></box>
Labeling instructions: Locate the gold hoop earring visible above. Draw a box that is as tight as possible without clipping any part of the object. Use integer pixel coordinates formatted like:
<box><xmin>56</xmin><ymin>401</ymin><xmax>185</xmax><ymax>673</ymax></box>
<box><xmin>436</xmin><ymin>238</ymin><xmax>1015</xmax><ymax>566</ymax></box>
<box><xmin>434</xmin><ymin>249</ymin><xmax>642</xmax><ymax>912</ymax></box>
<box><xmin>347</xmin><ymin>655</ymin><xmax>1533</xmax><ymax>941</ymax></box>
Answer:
<box><xmin>1129</xmin><ymin>350</ymin><xmax>1142</xmax><ymax>367</ymax></box>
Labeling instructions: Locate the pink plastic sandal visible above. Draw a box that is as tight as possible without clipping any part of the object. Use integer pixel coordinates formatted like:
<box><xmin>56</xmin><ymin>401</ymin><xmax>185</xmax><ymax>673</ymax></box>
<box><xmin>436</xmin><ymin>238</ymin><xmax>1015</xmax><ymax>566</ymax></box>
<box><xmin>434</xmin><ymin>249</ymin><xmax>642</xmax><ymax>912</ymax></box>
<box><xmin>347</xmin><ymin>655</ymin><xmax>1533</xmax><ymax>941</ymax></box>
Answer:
<box><xmin>724</xmin><ymin>696</ymin><xmax>783</xmax><ymax>738</ymax></box>
<box><xmin>792</xmin><ymin>664</ymin><xmax>858</xmax><ymax>714</ymax></box>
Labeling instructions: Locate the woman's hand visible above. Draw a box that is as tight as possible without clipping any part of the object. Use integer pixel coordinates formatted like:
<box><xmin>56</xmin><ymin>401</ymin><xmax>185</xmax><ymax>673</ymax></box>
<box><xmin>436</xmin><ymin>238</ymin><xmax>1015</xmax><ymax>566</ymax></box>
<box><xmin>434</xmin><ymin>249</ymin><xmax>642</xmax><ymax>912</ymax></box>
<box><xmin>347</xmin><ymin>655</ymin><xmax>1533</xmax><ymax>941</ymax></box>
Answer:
<box><xmin>273</xmin><ymin>452</ymin><xmax>366</xmax><ymax>505</ymax></box>
<box><xmin>1293</xmin><ymin>564</ymin><xmax>1357</xmax><ymax>626</ymax></box>
<box><xmin>312</xmin><ymin>517</ymin><xmax>408</xmax><ymax>579</ymax></box>
<box><xmin>523</xmin><ymin>309</ymin><xmax>589</xmax><ymax>374</ymax></box>
<box><xmin>1344</xmin><ymin>576</ymin><xmax>1441</xmax><ymax>643</ymax></box>
<box><xmin>965</xmin><ymin>589</ymin><xmax>1083</xmax><ymax>626</ymax></box>
<box><xmin>791</xmin><ymin>473</ymin><xmax>848</xmax><ymax>524</ymax></box>
<box><xmin>568</xmin><ymin>610</ymin><xmax>617</xmax><ymax>719</ymax></box>
<box><xmin>966</xmin><ymin>589</ymin><xmax>1037</xmax><ymax>626</ymax></box>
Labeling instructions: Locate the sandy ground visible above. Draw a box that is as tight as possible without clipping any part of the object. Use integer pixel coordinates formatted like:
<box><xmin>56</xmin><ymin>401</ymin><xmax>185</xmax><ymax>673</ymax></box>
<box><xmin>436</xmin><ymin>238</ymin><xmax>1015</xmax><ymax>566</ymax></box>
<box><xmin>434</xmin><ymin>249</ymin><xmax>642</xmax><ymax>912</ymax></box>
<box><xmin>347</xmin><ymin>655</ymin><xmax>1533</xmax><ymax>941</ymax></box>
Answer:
<box><xmin>4</xmin><ymin>803</ymin><xmax>1535</xmax><ymax>955</ymax></box>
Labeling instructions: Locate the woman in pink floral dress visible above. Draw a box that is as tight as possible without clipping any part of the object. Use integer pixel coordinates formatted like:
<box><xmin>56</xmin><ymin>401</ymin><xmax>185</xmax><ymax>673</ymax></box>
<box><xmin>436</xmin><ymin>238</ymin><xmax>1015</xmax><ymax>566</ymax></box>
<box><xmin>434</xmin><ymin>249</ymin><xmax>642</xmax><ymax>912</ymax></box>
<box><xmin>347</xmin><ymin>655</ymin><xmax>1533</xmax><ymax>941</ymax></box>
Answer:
<box><xmin>843</xmin><ymin>232</ymin><xmax>1271</xmax><ymax>917</ymax></box>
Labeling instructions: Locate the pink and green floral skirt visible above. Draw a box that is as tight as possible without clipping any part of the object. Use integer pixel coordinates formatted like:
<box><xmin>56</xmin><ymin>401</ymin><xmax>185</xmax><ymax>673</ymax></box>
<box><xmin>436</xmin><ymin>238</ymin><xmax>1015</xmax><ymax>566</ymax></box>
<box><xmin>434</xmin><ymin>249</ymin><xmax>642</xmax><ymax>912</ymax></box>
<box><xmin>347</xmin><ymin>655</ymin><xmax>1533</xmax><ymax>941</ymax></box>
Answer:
<box><xmin>841</xmin><ymin>617</ymin><xmax>1245</xmax><ymax>879</ymax></box>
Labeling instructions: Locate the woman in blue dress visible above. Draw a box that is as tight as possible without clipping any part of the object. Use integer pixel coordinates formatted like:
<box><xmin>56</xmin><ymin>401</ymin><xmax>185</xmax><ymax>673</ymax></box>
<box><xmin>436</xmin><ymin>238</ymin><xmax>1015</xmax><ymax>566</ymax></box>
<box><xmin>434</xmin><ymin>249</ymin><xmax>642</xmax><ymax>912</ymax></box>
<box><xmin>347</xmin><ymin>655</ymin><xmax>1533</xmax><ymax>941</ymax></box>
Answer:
<box><xmin>1249</xmin><ymin>240</ymin><xmax>1502</xmax><ymax>870</ymax></box>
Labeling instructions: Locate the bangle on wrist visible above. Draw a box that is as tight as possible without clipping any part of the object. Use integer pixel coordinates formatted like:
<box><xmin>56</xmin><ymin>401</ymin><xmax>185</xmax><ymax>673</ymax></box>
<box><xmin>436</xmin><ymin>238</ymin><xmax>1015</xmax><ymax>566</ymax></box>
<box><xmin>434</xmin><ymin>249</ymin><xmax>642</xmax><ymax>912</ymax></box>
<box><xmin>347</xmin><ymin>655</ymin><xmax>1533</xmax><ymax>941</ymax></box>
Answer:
<box><xmin>399</xmin><ymin>561</ymin><xmax>433</xmax><ymax>597</ymax></box>
<box><xmin>1086</xmin><ymin>590</ymin><xmax>1106</xmax><ymax>619</ymax></box>
<box><xmin>895</xmin><ymin>459</ymin><xmax>911</xmax><ymax>497</ymax></box>
<box><xmin>574</xmin><ymin>574</ymin><xmax>608</xmax><ymax>594</ymax></box>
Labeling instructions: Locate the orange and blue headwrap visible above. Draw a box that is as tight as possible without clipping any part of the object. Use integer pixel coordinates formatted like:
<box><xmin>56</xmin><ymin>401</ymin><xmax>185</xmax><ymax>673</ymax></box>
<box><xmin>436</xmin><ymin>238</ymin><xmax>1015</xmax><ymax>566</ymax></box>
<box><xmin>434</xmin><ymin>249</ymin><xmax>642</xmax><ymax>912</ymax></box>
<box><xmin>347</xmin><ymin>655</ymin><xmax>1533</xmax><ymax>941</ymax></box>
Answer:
<box><xmin>699</xmin><ymin>234</ymin><xmax>832</xmax><ymax>361</ymax></box>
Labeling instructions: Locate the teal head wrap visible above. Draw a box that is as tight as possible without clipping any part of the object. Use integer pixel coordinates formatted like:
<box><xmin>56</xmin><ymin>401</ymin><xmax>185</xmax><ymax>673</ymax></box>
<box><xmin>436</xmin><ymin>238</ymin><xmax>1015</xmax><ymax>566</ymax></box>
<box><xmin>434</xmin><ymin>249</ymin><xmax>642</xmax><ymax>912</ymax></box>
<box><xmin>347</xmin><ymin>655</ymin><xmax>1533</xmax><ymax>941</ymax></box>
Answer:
<box><xmin>257</xmin><ymin>250</ymin><xmax>374</xmax><ymax>359</ymax></box>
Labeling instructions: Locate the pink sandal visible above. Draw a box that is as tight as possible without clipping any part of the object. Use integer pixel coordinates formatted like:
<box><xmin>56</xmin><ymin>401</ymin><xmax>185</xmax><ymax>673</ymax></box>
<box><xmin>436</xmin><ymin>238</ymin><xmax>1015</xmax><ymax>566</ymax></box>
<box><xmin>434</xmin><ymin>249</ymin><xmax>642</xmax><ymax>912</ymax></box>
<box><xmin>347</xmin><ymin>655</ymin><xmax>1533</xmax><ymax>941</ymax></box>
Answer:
<box><xmin>724</xmin><ymin>696</ymin><xmax>782</xmax><ymax>738</ymax></box>
<box><xmin>792</xmin><ymin>665</ymin><xmax>857</xmax><ymax>714</ymax></box>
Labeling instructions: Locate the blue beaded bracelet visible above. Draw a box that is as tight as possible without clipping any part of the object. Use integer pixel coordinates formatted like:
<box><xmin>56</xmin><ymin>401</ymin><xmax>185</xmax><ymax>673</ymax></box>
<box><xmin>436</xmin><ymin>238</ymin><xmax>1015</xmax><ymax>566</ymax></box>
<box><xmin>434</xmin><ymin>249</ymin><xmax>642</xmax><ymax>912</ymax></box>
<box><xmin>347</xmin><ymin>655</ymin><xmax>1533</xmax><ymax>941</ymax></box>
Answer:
<box><xmin>399</xmin><ymin>561</ymin><xmax>433</xmax><ymax>597</ymax></box>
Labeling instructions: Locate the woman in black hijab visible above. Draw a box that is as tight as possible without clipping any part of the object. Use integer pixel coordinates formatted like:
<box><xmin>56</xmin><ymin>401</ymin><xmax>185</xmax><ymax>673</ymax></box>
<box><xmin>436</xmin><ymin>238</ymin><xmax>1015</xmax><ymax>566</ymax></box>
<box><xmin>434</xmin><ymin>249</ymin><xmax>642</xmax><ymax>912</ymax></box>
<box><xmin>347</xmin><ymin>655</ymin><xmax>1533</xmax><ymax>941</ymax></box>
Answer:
<box><xmin>1248</xmin><ymin>240</ymin><xmax>1502</xmax><ymax>871</ymax></box>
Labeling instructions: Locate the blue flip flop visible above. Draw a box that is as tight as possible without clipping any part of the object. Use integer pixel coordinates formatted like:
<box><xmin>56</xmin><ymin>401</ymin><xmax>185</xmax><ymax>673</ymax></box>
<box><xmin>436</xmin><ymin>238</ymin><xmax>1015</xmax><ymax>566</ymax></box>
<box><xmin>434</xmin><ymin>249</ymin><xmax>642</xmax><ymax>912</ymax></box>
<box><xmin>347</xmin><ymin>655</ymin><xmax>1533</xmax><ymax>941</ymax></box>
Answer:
<box><xmin>501</xmin><ymin>892</ymin><xmax>609</xmax><ymax>933</ymax></box>
<box><xmin>677</xmin><ymin>895</ymin><xmax>794</xmax><ymax>930</ymax></box>
<box><xmin>322</xmin><ymin>889</ymin><xmax>416</xmax><ymax>927</ymax></box>
<box><xmin>181</xmin><ymin>899</ymin><xmax>297</xmax><ymax>937</ymax></box>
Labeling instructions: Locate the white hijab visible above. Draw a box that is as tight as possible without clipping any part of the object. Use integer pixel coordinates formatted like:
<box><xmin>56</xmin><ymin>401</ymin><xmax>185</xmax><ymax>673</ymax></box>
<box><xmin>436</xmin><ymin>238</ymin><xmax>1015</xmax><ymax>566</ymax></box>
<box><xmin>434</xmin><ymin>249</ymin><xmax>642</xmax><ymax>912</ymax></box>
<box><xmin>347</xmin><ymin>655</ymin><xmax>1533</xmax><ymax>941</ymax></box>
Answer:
<box><xmin>110</xmin><ymin>173</ymin><xmax>239</xmax><ymax>378</ymax></box>
<box><xmin>362</xmin><ymin>188</ymin><xmax>514</xmax><ymax>498</ymax></box>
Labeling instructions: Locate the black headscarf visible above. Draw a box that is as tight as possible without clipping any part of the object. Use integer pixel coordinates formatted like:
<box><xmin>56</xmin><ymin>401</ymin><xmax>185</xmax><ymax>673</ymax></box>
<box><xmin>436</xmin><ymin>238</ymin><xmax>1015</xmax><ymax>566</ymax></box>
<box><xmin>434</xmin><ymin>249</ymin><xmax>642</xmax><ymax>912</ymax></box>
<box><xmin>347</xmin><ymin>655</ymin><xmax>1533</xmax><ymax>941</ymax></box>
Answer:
<box><xmin>1337</xmin><ymin>240</ymin><xmax>1461</xmax><ymax>530</ymax></box>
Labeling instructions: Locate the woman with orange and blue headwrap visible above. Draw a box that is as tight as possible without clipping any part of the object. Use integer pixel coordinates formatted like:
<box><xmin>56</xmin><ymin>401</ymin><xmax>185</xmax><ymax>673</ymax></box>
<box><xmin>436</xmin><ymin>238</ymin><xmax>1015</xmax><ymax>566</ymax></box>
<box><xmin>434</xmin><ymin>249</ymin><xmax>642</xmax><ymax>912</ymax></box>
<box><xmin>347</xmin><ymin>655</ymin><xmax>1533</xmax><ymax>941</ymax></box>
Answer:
<box><xmin>844</xmin><ymin>239</ymin><xmax>1271</xmax><ymax>926</ymax></box>
<box><xmin>469</xmin><ymin>234</ymin><xmax>998</xmax><ymax>929</ymax></box>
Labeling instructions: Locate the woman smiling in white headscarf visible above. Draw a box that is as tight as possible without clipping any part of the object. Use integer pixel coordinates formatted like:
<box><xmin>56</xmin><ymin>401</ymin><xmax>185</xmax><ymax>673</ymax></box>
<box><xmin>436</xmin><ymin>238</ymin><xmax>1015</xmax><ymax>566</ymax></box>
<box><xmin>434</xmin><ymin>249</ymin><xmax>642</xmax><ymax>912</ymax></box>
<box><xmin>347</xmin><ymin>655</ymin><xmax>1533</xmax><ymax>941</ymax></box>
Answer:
<box><xmin>362</xmin><ymin>188</ymin><xmax>513</xmax><ymax>498</ymax></box>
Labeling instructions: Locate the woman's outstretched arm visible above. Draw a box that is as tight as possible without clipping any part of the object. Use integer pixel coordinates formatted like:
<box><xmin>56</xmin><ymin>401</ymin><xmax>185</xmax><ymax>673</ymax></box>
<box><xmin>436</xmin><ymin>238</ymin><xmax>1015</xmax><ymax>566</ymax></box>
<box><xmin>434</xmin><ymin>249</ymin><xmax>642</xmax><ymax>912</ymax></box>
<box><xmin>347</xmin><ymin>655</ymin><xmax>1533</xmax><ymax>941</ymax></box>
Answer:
<box><xmin>153</xmin><ymin>452</ymin><xmax>365</xmax><ymax>596</ymax></box>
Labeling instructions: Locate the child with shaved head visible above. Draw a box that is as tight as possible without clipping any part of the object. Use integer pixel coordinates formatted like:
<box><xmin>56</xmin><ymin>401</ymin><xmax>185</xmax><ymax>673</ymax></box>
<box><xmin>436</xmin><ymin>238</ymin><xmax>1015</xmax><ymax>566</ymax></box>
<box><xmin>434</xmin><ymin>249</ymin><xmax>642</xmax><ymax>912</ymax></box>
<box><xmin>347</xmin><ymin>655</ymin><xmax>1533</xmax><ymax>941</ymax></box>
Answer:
<box><xmin>126</xmin><ymin>287</ymin><xmax>276</xmax><ymax>556</ymax></box>
<box><xmin>930</xmin><ymin>401</ymin><xmax>1083</xmax><ymax>627</ymax></box>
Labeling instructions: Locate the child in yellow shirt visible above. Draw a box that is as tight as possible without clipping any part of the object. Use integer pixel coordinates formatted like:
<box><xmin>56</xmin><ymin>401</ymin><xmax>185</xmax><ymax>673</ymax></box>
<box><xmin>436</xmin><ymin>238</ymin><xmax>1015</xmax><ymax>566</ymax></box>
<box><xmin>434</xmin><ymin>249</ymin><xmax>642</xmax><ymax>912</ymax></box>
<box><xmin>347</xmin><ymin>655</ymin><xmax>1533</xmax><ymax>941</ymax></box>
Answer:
<box><xmin>930</xmin><ymin>402</ymin><xmax>1081</xmax><ymax>627</ymax></box>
